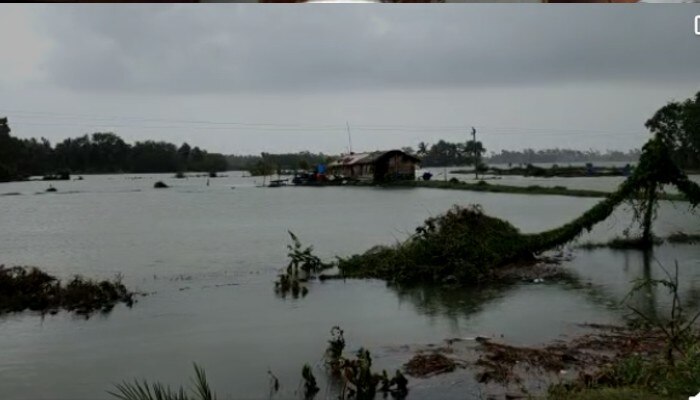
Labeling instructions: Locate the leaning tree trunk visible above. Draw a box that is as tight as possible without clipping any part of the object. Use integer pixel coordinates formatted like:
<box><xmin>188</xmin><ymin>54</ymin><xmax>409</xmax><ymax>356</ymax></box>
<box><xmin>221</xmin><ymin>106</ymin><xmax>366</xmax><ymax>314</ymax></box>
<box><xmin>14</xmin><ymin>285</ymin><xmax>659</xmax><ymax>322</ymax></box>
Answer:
<box><xmin>641</xmin><ymin>181</ymin><xmax>657</xmax><ymax>247</ymax></box>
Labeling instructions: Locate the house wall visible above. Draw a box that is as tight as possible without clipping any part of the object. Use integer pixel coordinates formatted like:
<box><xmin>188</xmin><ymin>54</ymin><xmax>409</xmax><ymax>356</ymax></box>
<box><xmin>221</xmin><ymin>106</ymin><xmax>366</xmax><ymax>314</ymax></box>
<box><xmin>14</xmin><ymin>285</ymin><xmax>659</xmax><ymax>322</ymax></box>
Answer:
<box><xmin>331</xmin><ymin>163</ymin><xmax>374</xmax><ymax>180</ymax></box>
<box><xmin>376</xmin><ymin>155</ymin><xmax>416</xmax><ymax>181</ymax></box>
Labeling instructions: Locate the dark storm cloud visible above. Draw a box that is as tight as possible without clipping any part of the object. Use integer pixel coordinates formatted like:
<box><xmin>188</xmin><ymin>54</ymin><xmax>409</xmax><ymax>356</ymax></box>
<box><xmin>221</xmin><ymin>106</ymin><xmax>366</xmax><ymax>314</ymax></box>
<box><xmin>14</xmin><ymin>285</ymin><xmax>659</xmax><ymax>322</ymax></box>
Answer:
<box><xmin>37</xmin><ymin>5</ymin><xmax>700</xmax><ymax>95</ymax></box>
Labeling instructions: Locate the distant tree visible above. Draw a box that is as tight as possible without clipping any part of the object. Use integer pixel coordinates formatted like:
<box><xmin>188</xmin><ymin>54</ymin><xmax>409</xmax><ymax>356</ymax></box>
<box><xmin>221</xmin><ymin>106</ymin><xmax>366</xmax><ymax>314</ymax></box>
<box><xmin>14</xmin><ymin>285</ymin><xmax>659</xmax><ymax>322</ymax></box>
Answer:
<box><xmin>0</xmin><ymin>117</ymin><xmax>20</xmax><ymax>181</ymax></box>
<box><xmin>645</xmin><ymin>91</ymin><xmax>700</xmax><ymax>169</ymax></box>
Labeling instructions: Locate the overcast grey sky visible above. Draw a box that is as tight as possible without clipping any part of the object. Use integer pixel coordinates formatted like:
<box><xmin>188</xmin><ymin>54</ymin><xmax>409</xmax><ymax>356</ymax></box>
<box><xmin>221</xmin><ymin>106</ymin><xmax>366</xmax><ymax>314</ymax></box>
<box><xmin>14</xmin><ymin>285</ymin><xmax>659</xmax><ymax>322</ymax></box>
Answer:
<box><xmin>1</xmin><ymin>5</ymin><xmax>699</xmax><ymax>155</ymax></box>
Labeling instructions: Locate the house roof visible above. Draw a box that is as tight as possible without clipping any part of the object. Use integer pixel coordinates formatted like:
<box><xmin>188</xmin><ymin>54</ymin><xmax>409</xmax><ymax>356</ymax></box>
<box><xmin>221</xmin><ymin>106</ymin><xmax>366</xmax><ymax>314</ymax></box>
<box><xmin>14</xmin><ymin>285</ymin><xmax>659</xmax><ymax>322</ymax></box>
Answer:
<box><xmin>328</xmin><ymin>150</ymin><xmax>420</xmax><ymax>167</ymax></box>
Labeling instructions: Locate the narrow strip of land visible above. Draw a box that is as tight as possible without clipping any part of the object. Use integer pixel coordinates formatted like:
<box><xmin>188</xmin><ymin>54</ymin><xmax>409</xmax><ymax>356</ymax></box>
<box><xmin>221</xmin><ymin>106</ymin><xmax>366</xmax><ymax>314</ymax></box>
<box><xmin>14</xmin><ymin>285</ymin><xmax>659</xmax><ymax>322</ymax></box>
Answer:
<box><xmin>376</xmin><ymin>179</ymin><xmax>689</xmax><ymax>202</ymax></box>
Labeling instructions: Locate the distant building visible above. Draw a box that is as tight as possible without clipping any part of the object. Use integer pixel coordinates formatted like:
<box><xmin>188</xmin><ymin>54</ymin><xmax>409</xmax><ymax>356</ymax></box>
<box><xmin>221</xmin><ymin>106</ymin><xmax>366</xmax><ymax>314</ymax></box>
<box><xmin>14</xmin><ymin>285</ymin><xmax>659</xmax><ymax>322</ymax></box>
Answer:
<box><xmin>328</xmin><ymin>150</ymin><xmax>420</xmax><ymax>182</ymax></box>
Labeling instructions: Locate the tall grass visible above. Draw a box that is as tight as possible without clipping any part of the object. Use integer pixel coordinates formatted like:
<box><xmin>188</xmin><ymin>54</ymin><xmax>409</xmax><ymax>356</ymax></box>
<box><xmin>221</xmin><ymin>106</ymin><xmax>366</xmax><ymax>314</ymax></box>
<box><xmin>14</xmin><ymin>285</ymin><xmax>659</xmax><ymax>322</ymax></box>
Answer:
<box><xmin>109</xmin><ymin>364</ymin><xmax>216</xmax><ymax>400</ymax></box>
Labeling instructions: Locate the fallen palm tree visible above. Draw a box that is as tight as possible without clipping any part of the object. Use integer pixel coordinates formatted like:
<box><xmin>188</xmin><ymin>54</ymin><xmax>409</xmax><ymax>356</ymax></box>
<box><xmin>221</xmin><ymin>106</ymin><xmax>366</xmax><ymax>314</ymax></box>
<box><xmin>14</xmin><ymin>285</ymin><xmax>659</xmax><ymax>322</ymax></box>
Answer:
<box><xmin>336</xmin><ymin>136</ymin><xmax>700</xmax><ymax>285</ymax></box>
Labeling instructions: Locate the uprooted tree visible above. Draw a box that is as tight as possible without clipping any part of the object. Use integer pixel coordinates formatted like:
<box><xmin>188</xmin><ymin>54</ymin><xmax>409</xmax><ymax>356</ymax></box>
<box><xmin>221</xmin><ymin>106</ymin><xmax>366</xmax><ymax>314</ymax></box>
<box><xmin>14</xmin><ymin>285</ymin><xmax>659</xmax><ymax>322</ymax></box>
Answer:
<box><xmin>335</xmin><ymin>134</ymin><xmax>700</xmax><ymax>285</ymax></box>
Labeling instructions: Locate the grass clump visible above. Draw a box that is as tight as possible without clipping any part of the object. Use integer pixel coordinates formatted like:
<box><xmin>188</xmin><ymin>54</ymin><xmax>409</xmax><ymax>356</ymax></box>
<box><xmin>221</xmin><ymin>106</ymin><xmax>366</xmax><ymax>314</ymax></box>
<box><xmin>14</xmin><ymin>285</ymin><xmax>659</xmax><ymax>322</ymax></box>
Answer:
<box><xmin>550</xmin><ymin>346</ymin><xmax>700</xmax><ymax>400</ymax></box>
<box><xmin>0</xmin><ymin>265</ymin><xmax>135</xmax><ymax>315</ymax></box>
<box><xmin>110</xmin><ymin>363</ymin><xmax>215</xmax><ymax>400</ymax></box>
<box><xmin>337</xmin><ymin>205</ymin><xmax>532</xmax><ymax>284</ymax></box>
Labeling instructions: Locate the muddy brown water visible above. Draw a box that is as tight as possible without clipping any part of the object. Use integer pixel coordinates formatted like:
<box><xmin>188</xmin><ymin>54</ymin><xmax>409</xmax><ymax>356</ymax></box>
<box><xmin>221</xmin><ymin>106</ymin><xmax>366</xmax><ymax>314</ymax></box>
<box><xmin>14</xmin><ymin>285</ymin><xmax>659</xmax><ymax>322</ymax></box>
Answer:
<box><xmin>1</xmin><ymin>172</ymin><xmax>699</xmax><ymax>399</ymax></box>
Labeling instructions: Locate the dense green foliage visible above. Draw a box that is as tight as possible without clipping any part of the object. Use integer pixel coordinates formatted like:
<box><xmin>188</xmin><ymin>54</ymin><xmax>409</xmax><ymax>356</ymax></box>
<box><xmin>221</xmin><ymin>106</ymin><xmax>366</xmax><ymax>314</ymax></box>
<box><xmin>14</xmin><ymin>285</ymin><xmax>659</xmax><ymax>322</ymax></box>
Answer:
<box><xmin>645</xmin><ymin>91</ymin><xmax>700</xmax><ymax>170</ymax></box>
<box><xmin>0</xmin><ymin>266</ymin><xmax>134</xmax><ymax>315</ymax></box>
<box><xmin>0</xmin><ymin>118</ymin><xmax>227</xmax><ymax>181</ymax></box>
<box><xmin>338</xmin><ymin>205</ymin><xmax>531</xmax><ymax>284</ymax></box>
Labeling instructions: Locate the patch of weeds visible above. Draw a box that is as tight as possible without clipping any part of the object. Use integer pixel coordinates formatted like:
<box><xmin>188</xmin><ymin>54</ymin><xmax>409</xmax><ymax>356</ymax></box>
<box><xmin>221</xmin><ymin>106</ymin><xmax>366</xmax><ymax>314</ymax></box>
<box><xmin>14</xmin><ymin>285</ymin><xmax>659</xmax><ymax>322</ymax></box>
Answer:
<box><xmin>0</xmin><ymin>266</ymin><xmax>135</xmax><ymax>316</ymax></box>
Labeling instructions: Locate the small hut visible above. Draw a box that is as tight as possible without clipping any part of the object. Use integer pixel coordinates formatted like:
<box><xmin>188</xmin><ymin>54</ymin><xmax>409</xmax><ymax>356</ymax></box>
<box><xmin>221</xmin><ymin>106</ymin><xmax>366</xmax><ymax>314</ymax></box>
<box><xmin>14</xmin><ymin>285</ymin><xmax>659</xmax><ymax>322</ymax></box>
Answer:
<box><xmin>328</xmin><ymin>150</ymin><xmax>420</xmax><ymax>182</ymax></box>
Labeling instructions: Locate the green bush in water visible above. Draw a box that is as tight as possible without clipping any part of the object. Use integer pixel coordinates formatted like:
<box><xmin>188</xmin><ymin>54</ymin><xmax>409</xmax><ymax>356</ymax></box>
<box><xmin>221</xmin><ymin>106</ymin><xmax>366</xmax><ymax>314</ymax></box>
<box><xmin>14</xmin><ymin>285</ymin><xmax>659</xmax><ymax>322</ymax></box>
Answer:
<box><xmin>337</xmin><ymin>205</ymin><xmax>531</xmax><ymax>284</ymax></box>
<box><xmin>0</xmin><ymin>266</ymin><xmax>134</xmax><ymax>315</ymax></box>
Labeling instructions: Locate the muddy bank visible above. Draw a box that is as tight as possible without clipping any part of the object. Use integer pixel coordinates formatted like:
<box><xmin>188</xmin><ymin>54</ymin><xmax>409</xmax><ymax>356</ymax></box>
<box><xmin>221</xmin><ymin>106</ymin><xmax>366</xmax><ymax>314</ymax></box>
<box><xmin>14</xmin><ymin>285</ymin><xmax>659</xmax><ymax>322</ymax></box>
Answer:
<box><xmin>396</xmin><ymin>324</ymin><xmax>671</xmax><ymax>400</ymax></box>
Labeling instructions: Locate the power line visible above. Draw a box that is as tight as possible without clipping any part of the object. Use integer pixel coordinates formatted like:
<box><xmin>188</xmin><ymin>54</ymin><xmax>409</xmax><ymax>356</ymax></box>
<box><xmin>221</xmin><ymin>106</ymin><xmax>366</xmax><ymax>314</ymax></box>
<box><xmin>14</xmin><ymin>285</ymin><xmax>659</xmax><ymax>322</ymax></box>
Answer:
<box><xmin>1</xmin><ymin>107</ymin><xmax>648</xmax><ymax>137</ymax></box>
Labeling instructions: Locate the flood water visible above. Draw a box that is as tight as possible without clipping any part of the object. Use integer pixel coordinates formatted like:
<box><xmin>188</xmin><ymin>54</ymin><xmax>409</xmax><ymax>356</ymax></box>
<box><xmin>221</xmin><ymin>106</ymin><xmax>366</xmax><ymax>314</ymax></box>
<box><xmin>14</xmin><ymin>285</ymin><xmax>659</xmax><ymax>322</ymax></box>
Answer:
<box><xmin>1</xmin><ymin>173</ymin><xmax>699</xmax><ymax>399</ymax></box>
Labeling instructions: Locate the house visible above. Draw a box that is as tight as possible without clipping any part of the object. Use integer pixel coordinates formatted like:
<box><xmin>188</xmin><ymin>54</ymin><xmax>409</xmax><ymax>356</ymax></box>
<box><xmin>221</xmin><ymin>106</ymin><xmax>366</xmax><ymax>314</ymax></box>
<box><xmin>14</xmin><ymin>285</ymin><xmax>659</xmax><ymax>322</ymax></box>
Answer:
<box><xmin>328</xmin><ymin>150</ymin><xmax>420</xmax><ymax>182</ymax></box>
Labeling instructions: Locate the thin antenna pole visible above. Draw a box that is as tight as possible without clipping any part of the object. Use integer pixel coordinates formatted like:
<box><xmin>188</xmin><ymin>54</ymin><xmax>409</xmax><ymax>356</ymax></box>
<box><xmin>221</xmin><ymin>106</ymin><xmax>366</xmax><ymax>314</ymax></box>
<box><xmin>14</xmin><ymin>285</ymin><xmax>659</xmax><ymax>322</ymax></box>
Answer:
<box><xmin>472</xmin><ymin>127</ymin><xmax>478</xmax><ymax>180</ymax></box>
<box><xmin>346</xmin><ymin>121</ymin><xmax>353</xmax><ymax>154</ymax></box>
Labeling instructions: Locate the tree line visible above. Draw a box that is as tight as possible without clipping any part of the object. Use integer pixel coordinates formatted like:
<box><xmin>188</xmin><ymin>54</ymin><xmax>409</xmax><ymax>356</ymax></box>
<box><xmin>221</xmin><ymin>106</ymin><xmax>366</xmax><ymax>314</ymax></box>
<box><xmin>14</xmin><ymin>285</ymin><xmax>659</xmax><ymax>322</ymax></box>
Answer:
<box><xmin>414</xmin><ymin>139</ymin><xmax>486</xmax><ymax>167</ymax></box>
<box><xmin>485</xmin><ymin>148</ymin><xmax>641</xmax><ymax>166</ymax></box>
<box><xmin>2</xmin><ymin>91</ymin><xmax>697</xmax><ymax>181</ymax></box>
<box><xmin>0</xmin><ymin>118</ymin><xmax>227</xmax><ymax>181</ymax></box>
<box><xmin>227</xmin><ymin>152</ymin><xmax>331</xmax><ymax>176</ymax></box>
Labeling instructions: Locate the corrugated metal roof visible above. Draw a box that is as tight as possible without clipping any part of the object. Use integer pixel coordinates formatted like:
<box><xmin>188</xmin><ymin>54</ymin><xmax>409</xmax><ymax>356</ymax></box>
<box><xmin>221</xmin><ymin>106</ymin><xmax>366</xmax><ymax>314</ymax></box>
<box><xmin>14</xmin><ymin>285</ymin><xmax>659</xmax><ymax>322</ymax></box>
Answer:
<box><xmin>328</xmin><ymin>151</ymin><xmax>384</xmax><ymax>167</ymax></box>
<box><xmin>328</xmin><ymin>150</ymin><xmax>421</xmax><ymax>167</ymax></box>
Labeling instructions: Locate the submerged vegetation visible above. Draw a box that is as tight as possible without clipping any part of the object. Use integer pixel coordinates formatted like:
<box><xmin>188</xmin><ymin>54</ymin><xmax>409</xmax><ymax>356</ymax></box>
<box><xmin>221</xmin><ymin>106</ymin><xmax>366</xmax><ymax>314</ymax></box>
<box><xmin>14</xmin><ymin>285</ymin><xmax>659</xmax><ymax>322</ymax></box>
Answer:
<box><xmin>110</xmin><ymin>327</ymin><xmax>407</xmax><ymax>400</ymax></box>
<box><xmin>322</xmin><ymin>327</ymin><xmax>408</xmax><ymax>400</ymax></box>
<box><xmin>338</xmin><ymin>204</ymin><xmax>531</xmax><ymax>284</ymax></box>
<box><xmin>0</xmin><ymin>266</ymin><xmax>135</xmax><ymax>315</ymax></box>
<box><xmin>274</xmin><ymin>231</ymin><xmax>332</xmax><ymax>298</ymax></box>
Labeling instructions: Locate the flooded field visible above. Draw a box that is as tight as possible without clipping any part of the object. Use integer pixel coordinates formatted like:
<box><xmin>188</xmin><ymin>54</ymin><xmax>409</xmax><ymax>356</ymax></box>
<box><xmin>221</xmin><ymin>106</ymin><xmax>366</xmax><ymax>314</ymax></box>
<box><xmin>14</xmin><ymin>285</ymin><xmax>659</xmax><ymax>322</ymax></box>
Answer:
<box><xmin>1</xmin><ymin>173</ymin><xmax>699</xmax><ymax>399</ymax></box>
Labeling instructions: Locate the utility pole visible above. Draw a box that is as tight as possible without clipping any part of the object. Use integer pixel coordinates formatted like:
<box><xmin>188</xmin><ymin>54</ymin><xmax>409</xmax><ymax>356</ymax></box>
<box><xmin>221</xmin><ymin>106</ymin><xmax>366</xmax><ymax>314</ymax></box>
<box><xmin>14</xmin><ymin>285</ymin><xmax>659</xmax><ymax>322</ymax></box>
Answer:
<box><xmin>346</xmin><ymin>121</ymin><xmax>353</xmax><ymax>154</ymax></box>
<box><xmin>472</xmin><ymin>127</ymin><xmax>478</xmax><ymax>180</ymax></box>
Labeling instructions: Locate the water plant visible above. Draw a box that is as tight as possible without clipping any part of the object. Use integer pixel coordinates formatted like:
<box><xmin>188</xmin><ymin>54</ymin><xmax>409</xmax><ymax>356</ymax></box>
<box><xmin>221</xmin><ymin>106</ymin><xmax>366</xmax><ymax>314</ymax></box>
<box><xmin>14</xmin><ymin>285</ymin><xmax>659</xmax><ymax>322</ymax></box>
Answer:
<box><xmin>0</xmin><ymin>265</ymin><xmax>135</xmax><ymax>315</ymax></box>
<box><xmin>274</xmin><ymin>231</ymin><xmax>332</xmax><ymax>298</ymax></box>
<box><xmin>326</xmin><ymin>326</ymin><xmax>346</xmax><ymax>371</ymax></box>
<box><xmin>301</xmin><ymin>364</ymin><xmax>319</xmax><ymax>399</ymax></box>
<box><xmin>319</xmin><ymin>327</ymin><xmax>408</xmax><ymax>399</ymax></box>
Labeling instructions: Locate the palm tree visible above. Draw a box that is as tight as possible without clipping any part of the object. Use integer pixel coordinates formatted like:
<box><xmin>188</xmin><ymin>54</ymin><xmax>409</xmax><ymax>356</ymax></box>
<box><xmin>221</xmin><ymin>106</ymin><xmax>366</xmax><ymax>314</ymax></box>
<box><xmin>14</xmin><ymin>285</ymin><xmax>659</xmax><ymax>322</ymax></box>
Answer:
<box><xmin>417</xmin><ymin>142</ymin><xmax>428</xmax><ymax>157</ymax></box>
